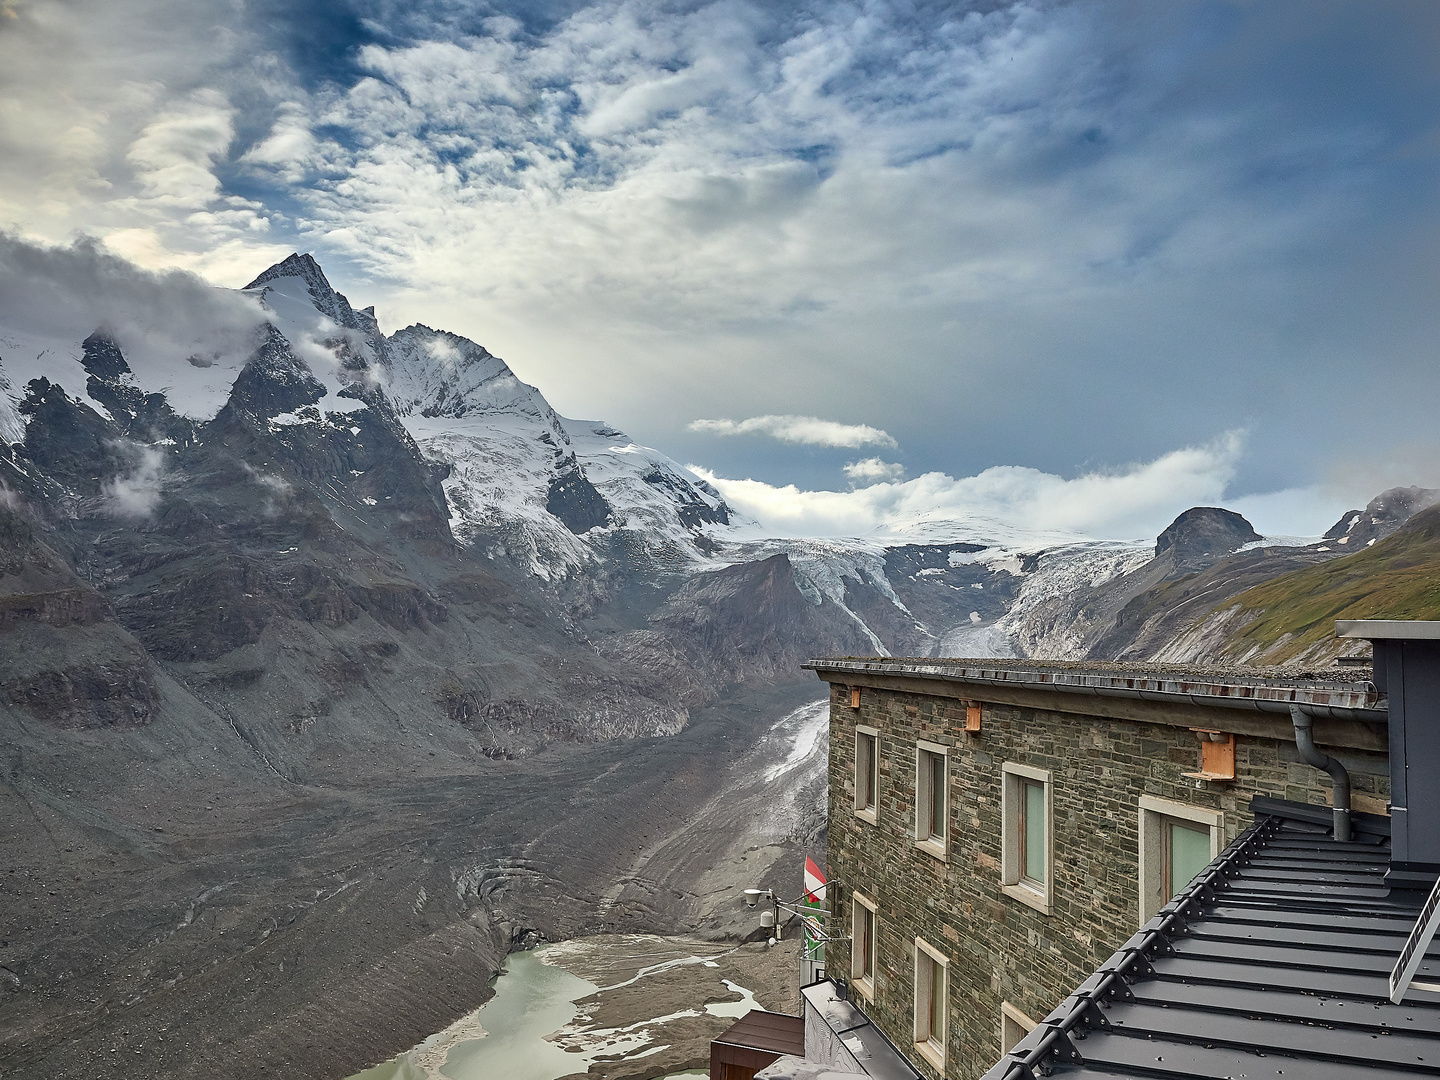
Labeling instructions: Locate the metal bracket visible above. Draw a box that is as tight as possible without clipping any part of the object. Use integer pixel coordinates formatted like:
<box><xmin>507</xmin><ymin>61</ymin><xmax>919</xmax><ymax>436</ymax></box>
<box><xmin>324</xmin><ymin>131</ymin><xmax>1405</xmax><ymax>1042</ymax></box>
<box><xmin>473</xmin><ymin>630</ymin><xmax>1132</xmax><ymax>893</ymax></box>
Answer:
<box><xmin>1040</xmin><ymin>1029</ymin><xmax>1083</xmax><ymax>1073</ymax></box>
<box><xmin>1075</xmin><ymin>997</ymin><xmax>1110</xmax><ymax>1033</ymax></box>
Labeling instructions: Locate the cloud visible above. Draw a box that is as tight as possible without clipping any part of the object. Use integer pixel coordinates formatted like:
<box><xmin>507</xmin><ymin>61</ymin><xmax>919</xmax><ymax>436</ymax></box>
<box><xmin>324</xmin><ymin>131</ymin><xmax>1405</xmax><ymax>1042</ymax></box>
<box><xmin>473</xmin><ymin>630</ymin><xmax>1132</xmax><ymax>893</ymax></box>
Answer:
<box><xmin>844</xmin><ymin>458</ymin><xmax>905</xmax><ymax>485</ymax></box>
<box><xmin>690</xmin><ymin>414</ymin><xmax>897</xmax><ymax>449</ymax></box>
<box><xmin>691</xmin><ymin>432</ymin><xmax>1245</xmax><ymax>541</ymax></box>
<box><xmin>0</xmin><ymin>232</ymin><xmax>268</xmax><ymax>414</ymax></box>
<box><xmin>126</xmin><ymin>89</ymin><xmax>237</xmax><ymax>208</ymax></box>
<box><xmin>102</xmin><ymin>444</ymin><xmax>165</xmax><ymax>518</ymax></box>
<box><xmin>0</xmin><ymin>0</ymin><xmax>292</xmax><ymax>278</ymax></box>
<box><xmin>1</xmin><ymin>0</ymin><xmax>1437</xmax><ymax>513</ymax></box>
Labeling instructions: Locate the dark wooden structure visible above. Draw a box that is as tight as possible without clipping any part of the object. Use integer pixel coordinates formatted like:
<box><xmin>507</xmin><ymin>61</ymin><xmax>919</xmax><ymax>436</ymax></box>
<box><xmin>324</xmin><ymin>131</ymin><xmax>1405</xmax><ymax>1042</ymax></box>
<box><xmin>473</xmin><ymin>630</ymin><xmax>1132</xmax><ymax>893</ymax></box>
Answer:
<box><xmin>709</xmin><ymin>1009</ymin><xmax>805</xmax><ymax>1080</ymax></box>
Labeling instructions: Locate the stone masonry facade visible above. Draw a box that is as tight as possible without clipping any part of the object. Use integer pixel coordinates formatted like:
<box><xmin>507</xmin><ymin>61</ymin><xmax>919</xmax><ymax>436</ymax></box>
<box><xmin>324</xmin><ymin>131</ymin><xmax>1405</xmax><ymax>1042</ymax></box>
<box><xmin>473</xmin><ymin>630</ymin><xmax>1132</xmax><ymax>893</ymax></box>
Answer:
<box><xmin>819</xmin><ymin>676</ymin><xmax>1390</xmax><ymax>1080</ymax></box>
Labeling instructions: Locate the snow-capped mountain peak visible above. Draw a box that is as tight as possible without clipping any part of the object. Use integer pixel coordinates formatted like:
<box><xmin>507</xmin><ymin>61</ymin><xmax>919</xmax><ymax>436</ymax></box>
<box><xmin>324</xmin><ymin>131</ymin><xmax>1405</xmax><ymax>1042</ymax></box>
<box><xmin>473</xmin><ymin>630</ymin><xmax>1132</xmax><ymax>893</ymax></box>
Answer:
<box><xmin>244</xmin><ymin>253</ymin><xmax>370</xmax><ymax>335</ymax></box>
<box><xmin>236</xmin><ymin>255</ymin><xmax>740</xmax><ymax>578</ymax></box>
<box><xmin>383</xmin><ymin>324</ymin><xmax>561</xmax><ymax>430</ymax></box>
<box><xmin>1</xmin><ymin>250</ymin><xmax>741</xmax><ymax>580</ymax></box>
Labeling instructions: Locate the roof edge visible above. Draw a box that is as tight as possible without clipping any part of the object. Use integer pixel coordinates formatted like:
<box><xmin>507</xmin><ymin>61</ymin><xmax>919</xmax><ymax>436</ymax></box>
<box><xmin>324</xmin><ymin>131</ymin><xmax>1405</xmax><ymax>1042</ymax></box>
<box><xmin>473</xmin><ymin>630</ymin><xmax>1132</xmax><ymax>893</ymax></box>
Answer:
<box><xmin>1338</xmin><ymin>619</ymin><xmax>1440</xmax><ymax>640</ymax></box>
<box><xmin>1250</xmin><ymin>793</ymin><xmax>1391</xmax><ymax>837</ymax></box>
<box><xmin>804</xmin><ymin>657</ymin><xmax>1386</xmax><ymax>719</ymax></box>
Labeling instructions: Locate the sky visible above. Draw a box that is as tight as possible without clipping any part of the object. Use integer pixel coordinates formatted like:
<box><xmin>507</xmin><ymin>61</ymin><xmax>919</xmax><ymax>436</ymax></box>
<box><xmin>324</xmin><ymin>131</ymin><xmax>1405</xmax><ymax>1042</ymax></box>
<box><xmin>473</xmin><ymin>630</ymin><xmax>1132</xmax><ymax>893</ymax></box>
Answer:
<box><xmin>2</xmin><ymin>0</ymin><xmax>1438</xmax><ymax>540</ymax></box>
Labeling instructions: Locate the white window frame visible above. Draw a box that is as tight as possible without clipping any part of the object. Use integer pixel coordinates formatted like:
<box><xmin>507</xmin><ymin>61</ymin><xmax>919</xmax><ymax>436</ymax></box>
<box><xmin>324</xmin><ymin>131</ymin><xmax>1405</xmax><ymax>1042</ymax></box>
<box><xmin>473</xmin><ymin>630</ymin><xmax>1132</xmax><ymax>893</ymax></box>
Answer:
<box><xmin>851</xmin><ymin>891</ymin><xmax>878</xmax><ymax>1001</ymax></box>
<box><xmin>1001</xmin><ymin>762</ymin><xmax>1053</xmax><ymax>915</ymax></box>
<box><xmin>1138</xmin><ymin>795</ymin><xmax>1223</xmax><ymax>924</ymax></box>
<box><xmin>914</xmin><ymin>740</ymin><xmax>949</xmax><ymax>860</ymax></box>
<box><xmin>1000</xmin><ymin>1001</ymin><xmax>1037</xmax><ymax>1055</ymax></box>
<box><xmin>854</xmin><ymin>725</ymin><xmax>879</xmax><ymax>824</ymax></box>
<box><xmin>913</xmin><ymin>935</ymin><xmax>948</xmax><ymax>1070</ymax></box>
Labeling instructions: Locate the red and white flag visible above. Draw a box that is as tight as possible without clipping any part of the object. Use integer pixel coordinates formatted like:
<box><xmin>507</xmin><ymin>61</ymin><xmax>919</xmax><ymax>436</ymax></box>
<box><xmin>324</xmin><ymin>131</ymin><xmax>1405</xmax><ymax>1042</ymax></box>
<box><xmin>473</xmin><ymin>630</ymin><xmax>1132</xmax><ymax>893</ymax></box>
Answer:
<box><xmin>804</xmin><ymin>856</ymin><xmax>827</xmax><ymax>906</ymax></box>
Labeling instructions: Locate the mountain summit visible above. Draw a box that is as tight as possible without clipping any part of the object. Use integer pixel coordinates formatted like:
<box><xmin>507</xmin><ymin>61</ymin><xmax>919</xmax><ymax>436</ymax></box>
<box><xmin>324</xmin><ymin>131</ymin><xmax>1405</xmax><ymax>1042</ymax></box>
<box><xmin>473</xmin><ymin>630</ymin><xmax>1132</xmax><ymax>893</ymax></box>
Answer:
<box><xmin>244</xmin><ymin>251</ymin><xmax>373</xmax><ymax>332</ymax></box>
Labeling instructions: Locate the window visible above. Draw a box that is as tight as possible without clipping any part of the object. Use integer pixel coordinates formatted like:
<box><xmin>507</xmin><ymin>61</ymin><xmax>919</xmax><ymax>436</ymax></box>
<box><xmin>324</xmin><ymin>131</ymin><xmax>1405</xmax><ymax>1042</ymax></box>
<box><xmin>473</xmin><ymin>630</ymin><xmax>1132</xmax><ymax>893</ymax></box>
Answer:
<box><xmin>1001</xmin><ymin>762</ymin><xmax>1053</xmax><ymax>914</ymax></box>
<box><xmin>1138</xmin><ymin>795</ymin><xmax>1222</xmax><ymax>923</ymax></box>
<box><xmin>1000</xmin><ymin>1001</ymin><xmax>1037</xmax><ymax>1055</ymax></box>
<box><xmin>854</xmin><ymin>725</ymin><xmax>879</xmax><ymax>823</ymax></box>
<box><xmin>851</xmin><ymin>892</ymin><xmax>878</xmax><ymax>1000</ymax></box>
<box><xmin>913</xmin><ymin>936</ymin><xmax>948</xmax><ymax>1069</ymax></box>
<box><xmin>915</xmin><ymin>741</ymin><xmax>948</xmax><ymax>858</ymax></box>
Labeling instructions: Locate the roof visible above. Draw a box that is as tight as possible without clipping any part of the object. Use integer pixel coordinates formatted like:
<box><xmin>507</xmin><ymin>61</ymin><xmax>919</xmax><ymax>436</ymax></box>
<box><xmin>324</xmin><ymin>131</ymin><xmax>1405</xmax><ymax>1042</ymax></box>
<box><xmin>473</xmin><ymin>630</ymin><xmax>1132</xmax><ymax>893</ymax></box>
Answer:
<box><xmin>803</xmin><ymin>657</ymin><xmax>1385</xmax><ymax>718</ymax></box>
<box><xmin>983</xmin><ymin>797</ymin><xmax>1440</xmax><ymax>1080</ymax></box>
<box><xmin>1339</xmin><ymin>619</ymin><xmax>1440</xmax><ymax>640</ymax></box>
<box><xmin>714</xmin><ymin>1009</ymin><xmax>806</xmax><ymax>1056</ymax></box>
<box><xmin>801</xmin><ymin>981</ymin><xmax>922</xmax><ymax>1080</ymax></box>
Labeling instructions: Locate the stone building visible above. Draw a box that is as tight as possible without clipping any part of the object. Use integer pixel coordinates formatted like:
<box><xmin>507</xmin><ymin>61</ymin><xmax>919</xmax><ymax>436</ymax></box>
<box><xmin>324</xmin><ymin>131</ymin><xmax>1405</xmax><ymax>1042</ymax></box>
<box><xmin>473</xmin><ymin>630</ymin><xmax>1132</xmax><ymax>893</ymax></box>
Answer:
<box><xmin>801</xmin><ymin>653</ymin><xmax>1393</xmax><ymax>1080</ymax></box>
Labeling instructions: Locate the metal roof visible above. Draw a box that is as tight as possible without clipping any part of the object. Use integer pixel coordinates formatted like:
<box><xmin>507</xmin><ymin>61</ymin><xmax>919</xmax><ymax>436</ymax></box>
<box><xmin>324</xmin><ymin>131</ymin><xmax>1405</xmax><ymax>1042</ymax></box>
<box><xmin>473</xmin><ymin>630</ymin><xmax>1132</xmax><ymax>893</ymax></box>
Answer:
<box><xmin>714</xmin><ymin>1009</ymin><xmax>806</xmax><ymax>1057</ymax></box>
<box><xmin>1339</xmin><ymin>620</ymin><xmax>1440</xmax><ymax>640</ymax></box>
<box><xmin>983</xmin><ymin>797</ymin><xmax>1440</xmax><ymax>1080</ymax></box>
<box><xmin>804</xmin><ymin>657</ymin><xmax>1386</xmax><ymax>719</ymax></box>
<box><xmin>801</xmin><ymin>981</ymin><xmax>922</xmax><ymax>1080</ymax></box>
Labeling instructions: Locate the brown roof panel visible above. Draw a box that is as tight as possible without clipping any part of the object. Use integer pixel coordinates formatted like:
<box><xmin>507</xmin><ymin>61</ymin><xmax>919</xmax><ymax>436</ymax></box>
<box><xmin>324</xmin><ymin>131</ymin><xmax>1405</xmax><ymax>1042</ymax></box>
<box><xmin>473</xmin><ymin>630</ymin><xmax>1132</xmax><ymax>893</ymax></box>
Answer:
<box><xmin>714</xmin><ymin>1010</ymin><xmax>805</xmax><ymax>1056</ymax></box>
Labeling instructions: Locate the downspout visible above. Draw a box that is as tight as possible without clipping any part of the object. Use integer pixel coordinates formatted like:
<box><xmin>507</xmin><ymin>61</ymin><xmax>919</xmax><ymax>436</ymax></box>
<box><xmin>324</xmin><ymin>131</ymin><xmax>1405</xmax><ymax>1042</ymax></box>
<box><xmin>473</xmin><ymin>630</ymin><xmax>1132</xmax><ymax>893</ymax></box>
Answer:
<box><xmin>1291</xmin><ymin>704</ymin><xmax>1351</xmax><ymax>842</ymax></box>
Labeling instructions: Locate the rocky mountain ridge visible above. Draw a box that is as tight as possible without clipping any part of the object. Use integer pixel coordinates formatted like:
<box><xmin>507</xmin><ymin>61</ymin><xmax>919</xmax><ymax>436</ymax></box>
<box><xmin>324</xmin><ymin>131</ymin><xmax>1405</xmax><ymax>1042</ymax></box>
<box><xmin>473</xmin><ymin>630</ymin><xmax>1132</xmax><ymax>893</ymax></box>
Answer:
<box><xmin>1000</xmin><ymin>487</ymin><xmax>1440</xmax><ymax>664</ymax></box>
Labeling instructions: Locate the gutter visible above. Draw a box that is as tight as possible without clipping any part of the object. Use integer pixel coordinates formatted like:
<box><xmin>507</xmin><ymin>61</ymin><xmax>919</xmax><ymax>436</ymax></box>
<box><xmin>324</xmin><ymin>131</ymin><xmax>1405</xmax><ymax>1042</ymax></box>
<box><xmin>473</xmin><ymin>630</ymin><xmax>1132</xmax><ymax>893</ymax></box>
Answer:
<box><xmin>803</xmin><ymin>658</ymin><xmax>1387</xmax><ymax>724</ymax></box>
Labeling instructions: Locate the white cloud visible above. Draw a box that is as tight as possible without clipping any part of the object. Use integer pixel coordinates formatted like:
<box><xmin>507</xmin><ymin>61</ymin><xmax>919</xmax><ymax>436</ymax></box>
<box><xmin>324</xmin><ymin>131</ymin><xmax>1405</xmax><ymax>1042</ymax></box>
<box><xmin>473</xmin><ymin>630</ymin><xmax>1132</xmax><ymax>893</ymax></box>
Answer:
<box><xmin>239</xmin><ymin>103</ymin><xmax>326</xmax><ymax>185</ymax></box>
<box><xmin>102</xmin><ymin>444</ymin><xmax>165</xmax><ymax>518</ymax></box>
<box><xmin>690</xmin><ymin>414</ymin><xmax>897</xmax><ymax>449</ymax></box>
<box><xmin>843</xmin><ymin>458</ymin><xmax>905</xmax><ymax>485</ymax></box>
<box><xmin>126</xmin><ymin>89</ymin><xmax>236</xmax><ymax>208</ymax></box>
<box><xmin>0</xmin><ymin>0</ymin><xmax>290</xmax><ymax>278</ymax></box>
<box><xmin>0</xmin><ymin>0</ymin><xmax>1432</xmax><ymax>509</ymax></box>
<box><xmin>691</xmin><ymin>432</ymin><xmax>1245</xmax><ymax>541</ymax></box>
<box><xmin>0</xmin><ymin>232</ymin><xmax>267</xmax><ymax>413</ymax></box>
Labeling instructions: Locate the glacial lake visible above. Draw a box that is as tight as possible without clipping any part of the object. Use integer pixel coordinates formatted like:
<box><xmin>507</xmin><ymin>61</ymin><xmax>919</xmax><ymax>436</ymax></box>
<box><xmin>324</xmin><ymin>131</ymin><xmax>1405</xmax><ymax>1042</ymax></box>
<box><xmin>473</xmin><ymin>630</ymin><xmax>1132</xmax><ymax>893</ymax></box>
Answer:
<box><xmin>347</xmin><ymin>943</ymin><xmax>757</xmax><ymax>1080</ymax></box>
<box><xmin>347</xmin><ymin>695</ymin><xmax>824</xmax><ymax>1080</ymax></box>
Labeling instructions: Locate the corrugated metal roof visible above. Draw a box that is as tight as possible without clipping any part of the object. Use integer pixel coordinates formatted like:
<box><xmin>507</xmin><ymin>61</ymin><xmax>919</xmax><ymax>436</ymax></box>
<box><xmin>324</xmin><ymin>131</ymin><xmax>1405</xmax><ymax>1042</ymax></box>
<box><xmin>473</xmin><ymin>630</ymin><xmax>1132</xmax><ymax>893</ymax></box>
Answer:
<box><xmin>983</xmin><ymin>797</ymin><xmax>1440</xmax><ymax>1080</ymax></box>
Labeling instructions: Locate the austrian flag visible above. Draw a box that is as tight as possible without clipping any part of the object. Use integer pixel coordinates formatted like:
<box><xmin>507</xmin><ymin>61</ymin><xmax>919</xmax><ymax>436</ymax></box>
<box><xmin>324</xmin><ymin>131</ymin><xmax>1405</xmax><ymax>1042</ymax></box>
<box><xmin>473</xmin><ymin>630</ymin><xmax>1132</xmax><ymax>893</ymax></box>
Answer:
<box><xmin>804</xmin><ymin>856</ymin><xmax>827</xmax><ymax>906</ymax></box>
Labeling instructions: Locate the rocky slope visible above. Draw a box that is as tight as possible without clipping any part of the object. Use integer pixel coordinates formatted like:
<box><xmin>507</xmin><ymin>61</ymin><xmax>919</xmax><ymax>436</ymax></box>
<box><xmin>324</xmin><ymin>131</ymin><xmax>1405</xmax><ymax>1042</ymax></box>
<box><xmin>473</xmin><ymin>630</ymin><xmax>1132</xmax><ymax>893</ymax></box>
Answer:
<box><xmin>0</xmin><ymin>254</ymin><xmax>877</xmax><ymax>1078</ymax></box>
<box><xmin>1</xmin><ymin>249</ymin><xmax>1430</xmax><ymax>1078</ymax></box>
<box><xmin>1152</xmin><ymin>500</ymin><xmax>1440</xmax><ymax>665</ymax></box>
<box><xmin>1000</xmin><ymin>487</ymin><xmax>1439</xmax><ymax>665</ymax></box>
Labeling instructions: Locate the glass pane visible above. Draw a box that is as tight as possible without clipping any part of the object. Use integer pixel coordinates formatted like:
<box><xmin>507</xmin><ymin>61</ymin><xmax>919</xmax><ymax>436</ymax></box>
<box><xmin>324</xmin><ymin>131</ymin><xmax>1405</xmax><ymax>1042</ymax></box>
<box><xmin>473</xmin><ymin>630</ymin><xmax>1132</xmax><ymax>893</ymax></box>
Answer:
<box><xmin>930</xmin><ymin>755</ymin><xmax>945</xmax><ymax>839</ymax></box>
<box><xmin>1023</xmin><ymin>782</ymin><xmax>1046</xmax><ymax>884</ymax></box>
<box><xmin>1168</xmin><ymin>822</ymin><xmax>1211</xmax><ymax>895</ymax></box>
<box><xmin>928</xmin><ymin>957</ymin><xmax>944</xmax><ymax>1041</ymax></box>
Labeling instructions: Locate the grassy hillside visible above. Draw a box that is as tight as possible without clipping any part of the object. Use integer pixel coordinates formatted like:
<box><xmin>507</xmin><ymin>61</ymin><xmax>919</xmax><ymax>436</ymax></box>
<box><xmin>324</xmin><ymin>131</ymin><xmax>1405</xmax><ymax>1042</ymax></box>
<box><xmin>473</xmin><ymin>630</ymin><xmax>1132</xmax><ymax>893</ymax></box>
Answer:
<box><xmin>1211</xmin><ymin>503</ymin><xmax>1440</xmax><ymax>663</ymax></box>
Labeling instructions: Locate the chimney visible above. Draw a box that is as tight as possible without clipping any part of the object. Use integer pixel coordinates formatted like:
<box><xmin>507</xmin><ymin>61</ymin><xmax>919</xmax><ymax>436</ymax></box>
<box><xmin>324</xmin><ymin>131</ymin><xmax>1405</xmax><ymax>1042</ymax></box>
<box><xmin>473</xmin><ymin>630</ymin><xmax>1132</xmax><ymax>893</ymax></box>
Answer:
<box><xmin>1337</xmin><ymin>620</ymin><xmax>1440</xmax><ymax>889</ymax></box>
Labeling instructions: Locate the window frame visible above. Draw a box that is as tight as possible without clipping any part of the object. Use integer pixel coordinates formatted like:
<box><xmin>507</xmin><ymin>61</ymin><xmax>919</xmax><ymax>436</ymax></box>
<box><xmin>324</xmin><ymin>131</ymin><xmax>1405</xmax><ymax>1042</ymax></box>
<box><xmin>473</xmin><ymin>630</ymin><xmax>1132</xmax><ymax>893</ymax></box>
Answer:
<box><xmin>1001</xmin><ymin>761</ymin><xmax>1053</xmax><ymax>915</ymax></box>
<box><xmin>912</xmin><ymin>935</ymin><xmax>949</xmax><ymax>1070</ymax></box>
<box><xmin>850</xmin><ymin>891</ymin><xmax>878</xmax><ymax>1001</ymax></box>
<box><xmin>854</xmin><ymin>725</ymin><xmax>880</xmax><ymax>824</ymax></box>
<box><xmin>1138</xmin><ymin>795</ymin><xmax>1223</xmax><ymax>924</ymax></box>
<box><xmin>914</xmin><ymin>740</ymin><xmax>949</xmax><ymax>860</ymax></box>
<box><xmin>999</xmin><ymin>1001</ymin><xmax>1038</xmax><ymax>1055</ymax></box>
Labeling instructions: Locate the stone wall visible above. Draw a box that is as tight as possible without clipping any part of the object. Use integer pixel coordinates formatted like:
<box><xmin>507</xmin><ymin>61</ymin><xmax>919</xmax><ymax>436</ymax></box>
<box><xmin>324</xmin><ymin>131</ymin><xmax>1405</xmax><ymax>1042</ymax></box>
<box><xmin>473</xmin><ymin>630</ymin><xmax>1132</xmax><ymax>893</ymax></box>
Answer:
<box><xmin>822</xmin><ymin>681</ymin><xmax>1390</xmax><ymax>1080</ymax></box>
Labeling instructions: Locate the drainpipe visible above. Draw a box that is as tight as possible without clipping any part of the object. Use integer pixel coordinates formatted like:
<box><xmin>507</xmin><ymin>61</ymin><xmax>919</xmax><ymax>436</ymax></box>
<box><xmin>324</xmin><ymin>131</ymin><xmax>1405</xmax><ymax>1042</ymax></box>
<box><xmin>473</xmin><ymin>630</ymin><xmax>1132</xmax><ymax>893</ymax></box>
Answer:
<box><xmin>1291</xmin><ymin>704</ymin><xmax>1351</xmax><ymax>842</ymax></box>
